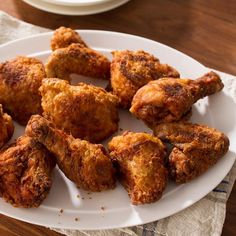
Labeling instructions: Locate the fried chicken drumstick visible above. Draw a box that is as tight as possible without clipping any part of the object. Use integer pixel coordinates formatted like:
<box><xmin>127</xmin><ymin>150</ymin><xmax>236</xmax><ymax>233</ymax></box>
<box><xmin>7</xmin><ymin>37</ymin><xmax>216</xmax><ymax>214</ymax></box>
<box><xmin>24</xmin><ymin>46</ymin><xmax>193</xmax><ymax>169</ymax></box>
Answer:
<box><xmin>51</xmin><ymin>26</ymin><xmax>87</xmax><ymax>51</ymax></box>
<box><xmin>153</xmin><ymin>122</ymin><xmax>229</xmax><ymax>183</ymax></box>
<box><xmin>108</xmin><ymin>131</ymin><xmax>167</xmax><ymax>205</ymax></box>
<box><xmin>26</xmin><ymin>115</ymin><xmax>116</xmax><ymax>192</ymax></box>
<box><xmin>46</xmin><ymin>43</ymin><xmax>110</xmax><ymax>81</ymax></box>
<box><xmin>40</xmin><ymin>78</ymin><xmax>119</xmax><ymax>143</ymax></box>
<box><xmin>0</xmin><ymin>105</ymin><xmax>14</xmax><ymax>148</ymax></box>
<box><xmin>130</xmin><ymin>71</ymin><xmax>224</xmax><ymax>127</ymax></box>
<box><xmin>0</xmin><ymin>136</ymin><xmax>55</xmax><ymax>207</ymax></box>
<box><xmin>110</xmin><ymin>50</ymin><xmax>180</xmax><ymax>108</ymax></box>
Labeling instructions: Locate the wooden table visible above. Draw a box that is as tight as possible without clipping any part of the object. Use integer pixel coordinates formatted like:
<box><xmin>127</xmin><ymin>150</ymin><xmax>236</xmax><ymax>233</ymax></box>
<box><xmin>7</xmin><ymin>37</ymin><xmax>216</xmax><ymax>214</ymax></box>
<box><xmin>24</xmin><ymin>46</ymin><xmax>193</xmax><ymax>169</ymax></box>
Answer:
<box><xmin>0</xmin><ymin>0</ymin><xmax>235</xmax><ymax>235</ymax></box>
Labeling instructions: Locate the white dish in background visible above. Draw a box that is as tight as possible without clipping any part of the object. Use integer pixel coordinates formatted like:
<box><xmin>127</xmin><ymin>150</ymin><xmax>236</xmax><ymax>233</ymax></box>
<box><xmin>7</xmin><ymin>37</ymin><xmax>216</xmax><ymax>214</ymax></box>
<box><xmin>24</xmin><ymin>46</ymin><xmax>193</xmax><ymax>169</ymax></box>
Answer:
<box><xmin>40</xmin><ymin>0</ymin><xmax>113</xmax><ymax>7</ymax></box>
<box><xmin>22</xmin><ymin>0</ymin><xmax>130</xmax><ymax>15</ymax></box>
<box><xmin>0</xmin><ymin>30</ymin><xmax>235</xmax><ymax>230</ymax></box>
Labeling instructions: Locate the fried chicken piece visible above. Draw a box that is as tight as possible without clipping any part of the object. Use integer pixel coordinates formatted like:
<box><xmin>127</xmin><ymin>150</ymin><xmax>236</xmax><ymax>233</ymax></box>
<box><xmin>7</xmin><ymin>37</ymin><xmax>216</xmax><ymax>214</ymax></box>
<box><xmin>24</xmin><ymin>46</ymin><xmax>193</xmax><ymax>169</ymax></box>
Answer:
<box><xmin>0</xmin><ymin>135</ymin><xmax>55</xmax><ymax>208</ymax></box>
<box><xmin>51</xmin><ymin>26</ymin><xmax>87</xmax><ymax>51</ymax></box>
<box><xmin>0</xmin><ymin>56</ymin><xmax>45</xmax><ymax>125</ymax></box>
<box><xmin>0</xmin><ymin>105</ymin><xmax>14</xmax><ymax>148</ymax></box>
<box><xmin>46</xmin><ymin>43</ymin><xmax>110</xmax><ymax>81</ymax></box>
<box><xmin>40</xmin><ymin>78</ymin><xmax>119</xmax><ymax>143</ymax></box>
<box><xmin>108</xmin><ymin>131</ymin><xmax>167</xmax><ymax>205</ymax></box>
<box><xmin>110</xmin><ymin>50</ymin><xmax>180</xmax><ymax>108</ymax></box>
<box><xmin>130</xmin><ymin>71</ymin><xmax>223</xmax><ymax>127</ymax></box>
<box><xmin>153</xmin><ymin>122</ymin><xmax>229</xmax><ymax>183</ymax></box>
<box><xmin>25</xmin><ymin>115</ymin><xmax>116</xmax><ymax>192</ymax></box>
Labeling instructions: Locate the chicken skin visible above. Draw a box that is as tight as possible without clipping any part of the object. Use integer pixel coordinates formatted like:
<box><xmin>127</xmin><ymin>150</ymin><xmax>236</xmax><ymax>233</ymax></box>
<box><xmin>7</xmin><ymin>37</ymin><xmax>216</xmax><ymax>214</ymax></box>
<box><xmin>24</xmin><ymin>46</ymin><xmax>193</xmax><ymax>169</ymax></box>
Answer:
<box><xmin>130</xmin><ymin>71</ymin><xmax>223</xmax><ymax>127</ymax></box>
<box><xmin>40</xmin><ymin>78</ymin><xmax>119</xmax><ymax>143</ymax></box>
<box><xmin>153</xmin><ymin>122</ymin><xmax>229</xmax><ymax>183</ymax></box>
<box><xmin>25</xmin><ymin>115</ymin><xmax>116</xmax><ymax>192</ymax></box>
<box><xmin>108</xmin><ymin>131</ymin><xmax>167</xmax><ymax>205</ymax></box>
<box><xmin>110</xmin><ymin>50</ymin><xmax>180</xmax><ymax>108</ymax></box>
<box><xmin>51</xmin><ymin>26</ymin><xmax>87</xmax><ymax>51</ymax></box>
<box><xmin>0</xmin><ymin>56</ymin><xmax>45</xmax><ymax>125</ymax></box>
<box><xmin>46</xmin><ymin>43</ymin><xmax>110</xmax><ymax>81</ymax></box>
<box><xmin>0</xmin><ymin>135</ymin><xmax>55</xmax><ymax>208</ymax></box>
<box><xmin>0</xmin><ymin>105</ymin><xmax>14</xmax><ymax>148</ymax></box>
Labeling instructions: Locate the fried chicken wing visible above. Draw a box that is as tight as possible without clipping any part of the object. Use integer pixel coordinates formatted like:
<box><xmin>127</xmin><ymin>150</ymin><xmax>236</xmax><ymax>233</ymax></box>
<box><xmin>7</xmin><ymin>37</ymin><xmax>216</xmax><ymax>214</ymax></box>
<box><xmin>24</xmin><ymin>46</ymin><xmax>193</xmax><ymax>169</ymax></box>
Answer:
<box><xmin>0</xmin><ymin>56</ymin><xmax>45</xmax><ymax>125</ymax></box>
<box><xmin>0</xmin><ymin>135</ymin><xmax>55</xmax><ymax>208</ymax></box>
<box><xmin>110</xmin><ymin>50</ymin><xmax>180</xmax><ymax>108</ymax></box>
<box><xmin>46</xmin><ymin>43</ymin><xmax>110</xmax><ymax>81</ymax></box>
<box><xmin>108</xmin><ymin>131</ymin><xmax>167</xmax><ymax>205</ymax></box>
<box><xmin>25</xmin><ymin>115</ymin><xmax>116</xmax><ymax>192</ymax></box>
<box><xmin>51</xmin><ymin>26</ymin><xmax>87</xmax><ymax>51</ymax></box>
<box><xmin>130</xmin><ymin>71</ymin><xmax>223</xmax><ymax>127</ymax></box>
<box><xmin>0</xmin><ymin>105</ymin><xmax>14</xmax><ymax>148</ymax></box>
<box><xmin>153</xmin><ymin>122</ymin><xmax>229</xmax><ymax>183</ymax></box>
<box><xmin>40</xmin><ymin>78</ymin><xmax>119</xmax><ymax>143</ymax></box>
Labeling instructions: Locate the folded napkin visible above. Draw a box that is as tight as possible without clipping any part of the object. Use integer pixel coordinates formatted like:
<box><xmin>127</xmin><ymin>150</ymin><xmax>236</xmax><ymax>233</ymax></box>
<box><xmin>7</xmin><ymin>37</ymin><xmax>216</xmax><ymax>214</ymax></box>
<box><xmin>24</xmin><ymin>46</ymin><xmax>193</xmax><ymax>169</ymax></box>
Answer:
<box><xmin>0</xmin><ymin>10</ymin><xmax>235</xmax><ymax>236</ymax></box>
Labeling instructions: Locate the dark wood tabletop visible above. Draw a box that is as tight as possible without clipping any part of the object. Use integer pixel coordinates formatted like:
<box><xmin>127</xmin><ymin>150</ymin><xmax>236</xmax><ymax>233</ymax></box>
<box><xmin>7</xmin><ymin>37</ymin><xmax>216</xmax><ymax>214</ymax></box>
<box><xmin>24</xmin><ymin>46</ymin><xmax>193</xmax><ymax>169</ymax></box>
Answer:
<box><xmin>0</xmin><ymin>0</ymin><xmax>235</xmax><ymax>235</ymax></box>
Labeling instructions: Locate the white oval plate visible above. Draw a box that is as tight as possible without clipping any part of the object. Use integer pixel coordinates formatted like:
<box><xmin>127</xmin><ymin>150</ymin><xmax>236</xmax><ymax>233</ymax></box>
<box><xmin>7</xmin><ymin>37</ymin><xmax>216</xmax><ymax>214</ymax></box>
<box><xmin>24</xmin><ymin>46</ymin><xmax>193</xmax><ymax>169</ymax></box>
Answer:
<box><xmin>22</xmin><ymin>0</ymin><xmax>130</xmax><ymax>15</ymax></box>
<box><xmin>0</xmin><ymin>31</ymin><xmax>235</xmax><ymax>230</ymax></box>
<box><xmin>40</xmin><ymin>0</ymin><xmax>113</xmax><ymax>7</ymax></box>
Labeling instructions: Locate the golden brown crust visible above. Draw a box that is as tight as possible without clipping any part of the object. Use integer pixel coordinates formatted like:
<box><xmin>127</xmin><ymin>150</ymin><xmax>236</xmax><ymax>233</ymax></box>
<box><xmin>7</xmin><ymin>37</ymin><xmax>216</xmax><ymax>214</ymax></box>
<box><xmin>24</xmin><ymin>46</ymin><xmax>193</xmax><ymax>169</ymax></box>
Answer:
<box><xmin>40</xmin><ymin>78</ymin><xmax>119</xmax><ymax>143</ymax></box>
<box><xmin>130</xmin><ymin>72</ymin><xmax>223</xmax><ymax>127</ymax></box>
<box><xmin>0</xmin><ymin>105</ymin><xmax>14</xmax><ymax>148</ymax></box>
<box><xmin>0</xmin><ymin>56</ymin><xmax>45</xmax><ymax>125</ymax></box>
<box><xmin>46</xmin><ymin>43</ymin><xmax>110</xmax><ymax>81</ymax></box>
<box><xmin>153</xmin><ymin>122</ymin><xmax>229</xmax><ymax>183</ymax></box>
<box><xmin>110</xmin><ymin>50</ymin><xmax>180</xmax><ymax>108</ymax></box>
<box><xmin>192</xmin><ymin>71</ymin><xmax>224</xmax><ymax>100</ymax></box>
<box><xmin>0</xmin><ymin>135</ymin><xmax>55</xmax><ymax>208</ymax></box>
<box><xmin>108</xmin><ymin>131</ymin><xmax>167</xmax><ymax>205</ymax></box>
<box><xmin>25</xmin><ymin>115</ymin><xmax>116</xmax><ymax>192</ymax></box>
<box><xmin>51</xmin><ymin>27</ymin><xmax>87</xmax><ymax>51</ymax></box>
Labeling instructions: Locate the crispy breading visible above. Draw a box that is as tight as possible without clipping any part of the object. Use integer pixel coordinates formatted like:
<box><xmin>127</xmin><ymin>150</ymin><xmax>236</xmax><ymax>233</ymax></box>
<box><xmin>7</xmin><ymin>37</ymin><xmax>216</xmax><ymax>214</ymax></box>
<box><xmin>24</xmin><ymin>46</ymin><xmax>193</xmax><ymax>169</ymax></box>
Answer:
<box><xmin>110</xmin><ymin>50</ymin><xmax>180</xmax><ymax>108</ymax></box>
<box><xmin>153</xmin><ymin>122</ymin><xmax>229</xmax><ymax>183</ymax></box>
<box><xmin>0</xmin><ymin>56</ymin><xmax>45</xmax><ymax>125</ymax></box>
<box><xmin>0</xmin><ymin>135</ymin><xmax>55</xmax><ymax>208</ymax></box>
<box><xmin>51</xmin><ymin>26</ymin><xmax>87</xmax><ymax>51</ymax></box>
<box><xmin>0</xmin><ymin>105</ymin><xmax>14</xmax><ymax>148</ymax></box>
<box><xmin>40</xmin><ymin>78</ymin><xmax>119</xmax><ymax>143</ymax></box>
<box><xmin>25</xmin><ymin>115</ymin><xmax>116</xmax><ymax>192</ymax></box>
<box><xmin>130</xmin><ymin>71</ymin><xmax>223</xmax><ymax>127</ymax></box>
<box><xmin>108</xmin><ymin>131</ymin><xmax>167</xmax><ymax>205</ymax></box>
<box><xmin>46</xmin><ymin>43</ymin><xmax>110</xmax><ymax>81</ymax></box>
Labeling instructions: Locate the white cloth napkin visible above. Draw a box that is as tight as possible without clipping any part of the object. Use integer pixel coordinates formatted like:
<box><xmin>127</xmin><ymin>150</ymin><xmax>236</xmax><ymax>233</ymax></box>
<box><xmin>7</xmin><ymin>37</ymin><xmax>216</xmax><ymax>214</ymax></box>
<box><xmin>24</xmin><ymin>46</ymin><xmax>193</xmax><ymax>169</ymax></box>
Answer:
<box><xmin>0</xmin><ymin>10</ymin><xmax>235</xmax><ymax>236</ymax></box>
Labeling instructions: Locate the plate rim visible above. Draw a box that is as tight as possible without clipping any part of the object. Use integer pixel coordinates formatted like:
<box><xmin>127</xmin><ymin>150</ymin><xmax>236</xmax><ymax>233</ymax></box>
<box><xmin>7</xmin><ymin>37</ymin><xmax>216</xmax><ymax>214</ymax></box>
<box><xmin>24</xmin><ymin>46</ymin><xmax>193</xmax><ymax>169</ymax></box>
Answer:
<box><xmin>40</xmin><ymin>0</ymin><xmax>113</xmax><ymax>7</ymax></box>
<box><xmin>22</xmin><ymin>0</ymin><xmax>130</xmax><ymax>15</ymax></box>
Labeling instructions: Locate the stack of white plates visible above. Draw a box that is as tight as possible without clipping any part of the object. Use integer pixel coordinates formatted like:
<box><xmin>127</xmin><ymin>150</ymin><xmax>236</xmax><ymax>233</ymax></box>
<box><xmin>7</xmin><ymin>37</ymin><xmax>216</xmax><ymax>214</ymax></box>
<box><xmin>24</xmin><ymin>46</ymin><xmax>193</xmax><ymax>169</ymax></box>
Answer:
<box><xmin>22</xmin><ymin>0</ymin><xmax>130</xmax><ymax>15</ymax></box>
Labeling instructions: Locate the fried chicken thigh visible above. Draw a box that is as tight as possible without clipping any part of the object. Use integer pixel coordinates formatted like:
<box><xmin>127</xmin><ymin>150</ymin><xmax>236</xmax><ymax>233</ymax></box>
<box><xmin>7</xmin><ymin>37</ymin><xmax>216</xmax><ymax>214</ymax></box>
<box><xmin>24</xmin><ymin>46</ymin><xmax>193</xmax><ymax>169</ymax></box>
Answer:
<box><xmin>46</xmin><ymin>43</ymin><xmax>110</xmax><ymax>81</ymax></box>
<box><xmin>110</xmin><ymin>50</ymin><xmax>180</xmax><ymax>108</ymax></box>
<box><xmin>25</xmin><ymin>115</ymin><xmax>116</xmax><ymax>192</ymax></box>
<box><xmin>108</xmin><ymin>131</ymin><xmax>167</xmax><ymax>205</ymax></box>
<box><xmin>153</xmin><ymin>122</ymin><xmax>229</xmax><ymax>183</ymax></box>
<box><xmin>0</xmin><ymin>135</ymin><xmax>55</xmax><ymax>208</ymax></box>
<box><xmin>0</xmin><ymin>56</ymin><xmax>45</xmax><ymax>125</ymax></box>
<box><xmin>40</xmin><ymin>78</ymin><xmax>119</xmax><ymax>143</ymax></box>
<box><xmin>51</xmin><ymin>26</ymin><xmax>87</xmax><ymax>51</ymax></box>
<box><xmin>130</xmin><ymin>71</ymin><xmax>223</xmax><ymax>127</ymax></box>
<box><xmin>0</xmin><ymin>105</ymin><xmax>14</xmax><ymax>148</ymax></box>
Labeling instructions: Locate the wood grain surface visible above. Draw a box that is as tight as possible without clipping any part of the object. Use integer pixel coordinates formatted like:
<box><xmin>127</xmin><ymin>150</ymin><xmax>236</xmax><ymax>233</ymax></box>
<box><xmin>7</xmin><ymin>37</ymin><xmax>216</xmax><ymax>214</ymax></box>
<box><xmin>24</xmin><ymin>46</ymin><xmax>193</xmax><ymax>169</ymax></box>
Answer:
<box><xmin>0</xmin><ymin>0</ymin><xmax>235</xmax><ymax>235</ymax></box>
